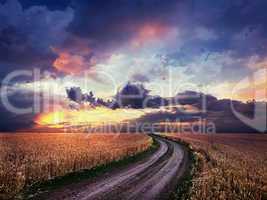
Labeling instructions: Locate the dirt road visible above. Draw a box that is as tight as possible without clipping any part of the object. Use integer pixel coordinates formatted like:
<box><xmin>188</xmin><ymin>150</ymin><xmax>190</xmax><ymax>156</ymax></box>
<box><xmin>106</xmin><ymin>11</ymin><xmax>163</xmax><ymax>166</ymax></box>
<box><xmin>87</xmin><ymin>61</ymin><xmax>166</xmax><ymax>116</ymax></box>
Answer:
<box><xmin>45</xmin><ymin>136</ymin><xmax>188</xmax><ymax>200</ymax></box>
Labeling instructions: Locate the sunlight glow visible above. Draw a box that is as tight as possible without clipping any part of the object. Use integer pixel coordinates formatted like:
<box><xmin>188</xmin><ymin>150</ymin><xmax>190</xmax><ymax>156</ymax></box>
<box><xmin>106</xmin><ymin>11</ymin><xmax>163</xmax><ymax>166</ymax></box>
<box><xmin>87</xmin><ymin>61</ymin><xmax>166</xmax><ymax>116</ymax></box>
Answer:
<box><xmin>35</xmin><ymin>107</ymin><xmax>147</xmax><ymax>128</ymax></box>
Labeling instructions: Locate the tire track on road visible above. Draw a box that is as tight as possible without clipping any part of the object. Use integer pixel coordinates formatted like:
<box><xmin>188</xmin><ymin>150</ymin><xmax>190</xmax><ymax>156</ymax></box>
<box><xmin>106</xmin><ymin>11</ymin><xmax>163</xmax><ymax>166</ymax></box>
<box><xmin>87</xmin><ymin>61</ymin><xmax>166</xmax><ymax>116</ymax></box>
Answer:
<box><xmin>46</xmin><ymin>136</ymin><xmax>187</xmax><ymax>200</ymax></box>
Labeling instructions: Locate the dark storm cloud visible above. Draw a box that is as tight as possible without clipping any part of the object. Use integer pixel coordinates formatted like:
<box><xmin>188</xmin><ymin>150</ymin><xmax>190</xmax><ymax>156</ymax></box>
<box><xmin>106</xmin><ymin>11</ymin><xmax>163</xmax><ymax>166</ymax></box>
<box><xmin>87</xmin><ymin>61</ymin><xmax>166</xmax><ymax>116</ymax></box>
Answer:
<box><xmin>0</xmin><ymin>25</ymin><xmax>57</xmax><ymax>78</ymax></box>
<box><xmin>131</xmin><ymin>73</ymin><xmax>150</xmax><ymax>83</ymax></box>
<box><xmin>0</xmin><ymin>110</ymin><xmax>34</xmax><ymax>131</ymax></box>
<box><xmin>0</xmin><ymin>0</ymin><xmax>267</xmax><ymax>82</ymax></box>
<box><xmin>68</xmin><ymin>0</ymin><xmax>185</xmax><ymax>49</ymax></box>
<box><xmin>188</xmin><ymin>0</ymin><xmax>267</xmax><ymax>58</ymax></box>
<box><xmin>0</xmin><ymin>0</ymin><xmax>266</xmax><ymax>131</ymax></box>
<box><xmin>66</xmin><ymin>0</ymin><xmax>267</xmax><ymax>56</ymax></box>
<box><xmin>0</xmin><ymin>0</ymin><xmax>73</xmax><ymax>79</ymax></box>
<box><xmin>18</xmin><ymin>0</ymin><xmax>72</xmax><ymax>10</ymax></box>
<box><xmin>216</xmin><ymin>0</ymin><xmax>267</xmax><ymax>33</ymax></box>
<box><xmin>0</xmin><ymin>88</ymin><xmax>36</xmax><ymax>131</ymax></box>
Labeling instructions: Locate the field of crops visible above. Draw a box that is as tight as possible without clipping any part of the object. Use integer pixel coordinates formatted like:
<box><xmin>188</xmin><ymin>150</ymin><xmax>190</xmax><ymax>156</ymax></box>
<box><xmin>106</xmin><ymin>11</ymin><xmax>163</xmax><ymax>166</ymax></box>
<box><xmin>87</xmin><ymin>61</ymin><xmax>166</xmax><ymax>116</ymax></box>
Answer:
<box><xmin>164</xmin><ymin>133</ymin><xmax>267</xmax><ymax>200</ymax></box>
<box><xmin>0</xmin><ymin>133</ymin><xmax>152</xmax><ymax>199</ymax></box>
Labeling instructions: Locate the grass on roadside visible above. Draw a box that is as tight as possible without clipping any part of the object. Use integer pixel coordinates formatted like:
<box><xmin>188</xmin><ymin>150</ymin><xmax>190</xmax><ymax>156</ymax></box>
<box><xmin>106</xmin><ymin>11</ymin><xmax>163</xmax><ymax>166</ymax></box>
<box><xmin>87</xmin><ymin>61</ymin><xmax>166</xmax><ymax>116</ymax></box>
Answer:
<box><xmin>162</xmin><ymin>136</ymin><xmax>201</xmax><ymax>200</ymax></box>
<box><xmin>18</xmin><ymin>137</ymin><xmax>159</xmax><ymax>200</ymax></box>
<box><xmin>164</xmin><ymin>133</ymin><xmax>267</xmax><ymax>200</ymax></box>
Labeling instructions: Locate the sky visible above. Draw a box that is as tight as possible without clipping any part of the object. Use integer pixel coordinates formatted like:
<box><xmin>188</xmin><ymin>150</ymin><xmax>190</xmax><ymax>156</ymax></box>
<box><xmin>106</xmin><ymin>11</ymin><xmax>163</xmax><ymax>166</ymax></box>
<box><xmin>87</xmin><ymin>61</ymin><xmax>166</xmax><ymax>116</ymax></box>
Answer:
<box><xmin>0</xmin><ymin>0</ymin><xmax>266</xmax><ymax>107</ymax></box>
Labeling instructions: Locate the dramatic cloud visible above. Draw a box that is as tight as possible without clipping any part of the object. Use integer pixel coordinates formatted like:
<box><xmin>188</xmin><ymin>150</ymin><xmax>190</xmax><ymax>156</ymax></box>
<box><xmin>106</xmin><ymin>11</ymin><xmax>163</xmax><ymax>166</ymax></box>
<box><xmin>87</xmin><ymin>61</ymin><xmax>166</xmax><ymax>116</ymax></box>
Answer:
<box><xmin>0</xmin><ymin>0</ymin><xmax>267</xmax><ymax>109</ymax></box>
<box><xmin>131</xmin><ymin>73</ymin><xmax>150</xmax><ymax>83</ymax></box>
<box><xmin>0</xmin><ymin>0</ymin><xmax>73</xmax><ymax>78</ymax></box>
<box><xmin>68</xmin><ymin>0</ymin><xmax>182</xmax><ymax>49</ymax></box>
<box><xmin>0</xmin><ymin>87</ymin><xmax>37</xmax><ymax>131</ymax></box>
<box><xmin>52</xmin><ymin>47</ymin><xmax>95</xmax><ymax>75</ymax></box>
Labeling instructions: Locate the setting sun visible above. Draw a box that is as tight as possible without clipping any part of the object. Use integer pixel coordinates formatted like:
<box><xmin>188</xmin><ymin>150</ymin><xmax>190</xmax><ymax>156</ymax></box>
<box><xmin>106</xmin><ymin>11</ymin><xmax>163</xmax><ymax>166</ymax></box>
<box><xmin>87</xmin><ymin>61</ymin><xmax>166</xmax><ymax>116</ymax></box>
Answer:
<box><xmin>35</xmin><ymin>107</ymin><xmax>146</xmax><ymax>128</ymax></box>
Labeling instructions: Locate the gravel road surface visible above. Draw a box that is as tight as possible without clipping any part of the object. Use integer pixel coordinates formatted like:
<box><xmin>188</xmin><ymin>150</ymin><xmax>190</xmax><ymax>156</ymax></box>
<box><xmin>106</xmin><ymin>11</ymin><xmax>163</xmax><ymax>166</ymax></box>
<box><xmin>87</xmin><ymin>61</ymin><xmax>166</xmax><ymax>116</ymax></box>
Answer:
<box><xmin>44</xmin><ymin>136</ymin><xmax>188</xmax><ymax>200</ymax></box>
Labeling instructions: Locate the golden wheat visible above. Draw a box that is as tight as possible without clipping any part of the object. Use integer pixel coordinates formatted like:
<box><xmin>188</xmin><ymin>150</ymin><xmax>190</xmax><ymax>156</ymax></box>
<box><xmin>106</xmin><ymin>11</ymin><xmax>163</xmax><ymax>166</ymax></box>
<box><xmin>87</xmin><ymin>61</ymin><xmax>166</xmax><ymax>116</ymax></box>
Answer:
<box><xmin>0</xmin><ymin>133</ymin><xmax>152</xmax><ymax>199</ymax></box>
<box><xmin>164</xmin><ymin>133</ymin><xmax>267</xmax><ymax>200</ymax></box>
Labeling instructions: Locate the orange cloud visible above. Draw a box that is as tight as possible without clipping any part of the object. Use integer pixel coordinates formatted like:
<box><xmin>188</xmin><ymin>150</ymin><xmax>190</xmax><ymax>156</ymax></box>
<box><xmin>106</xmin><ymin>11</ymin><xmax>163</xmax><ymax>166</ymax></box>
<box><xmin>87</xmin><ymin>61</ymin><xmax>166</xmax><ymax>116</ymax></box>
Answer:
<box><xmin>132</xmin><ymin>23</ymin><xmax>170</xmax><ymax>47</ymax></box>
<box><xmin>53</xmin><ymin>52</ymin><xmax>84</xmax><ymax>74</ymax></box>
<box><xmin>231</xmin><ymin>70</ymin><xmax>267</xmax><ymax>102</ymax></box>
<box><xmin>210</xmin><ymin>70</ymin><xmax>266</xmax><ymax>102</ymax></box>
<box><xmin>233</xmin><ymin>81</ymin><xmax>267</xmax><ymax>101</ymax></box>
<box><xmin>247</xmin><ymin>55</ymin><xmax>267</xmax><ymax>69</ymax></box>
<box><xmin>52</xmin><ymin>48</ymin><xmax>95</xmax><ymax>75</ymax></box>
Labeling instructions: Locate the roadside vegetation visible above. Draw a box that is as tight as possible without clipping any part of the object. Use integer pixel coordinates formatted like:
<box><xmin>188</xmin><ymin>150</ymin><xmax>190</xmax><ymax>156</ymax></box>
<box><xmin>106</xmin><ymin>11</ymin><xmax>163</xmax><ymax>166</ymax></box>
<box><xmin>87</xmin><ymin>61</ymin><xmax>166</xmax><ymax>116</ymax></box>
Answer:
<box><xmin>167</xmin><ymin>138</ymin><xmax>201</xmax><ymax>200</ymax></box>
<box><xmin>0</xmin><ymin>133</ymin><xmax>153</xmax><ymax>199</ymax></box>
<box><xmin>164</xmin><ymin>133</ymin><xmax>267</xmax><ymax>200</ymax></box>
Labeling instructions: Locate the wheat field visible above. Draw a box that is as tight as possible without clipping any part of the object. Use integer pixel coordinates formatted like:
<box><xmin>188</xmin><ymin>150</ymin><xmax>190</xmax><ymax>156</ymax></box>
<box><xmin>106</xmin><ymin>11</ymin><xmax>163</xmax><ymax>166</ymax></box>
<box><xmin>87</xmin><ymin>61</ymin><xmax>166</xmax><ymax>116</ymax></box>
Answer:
<box><xmin>164</xmin><ymin>133</ymin><xmax>267</xmax><ymax>200</ymax></box>
<box><xmin>0</xmin><ymin>133</ymin><xmax>152</xmax><ymax>199</ymax></box>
